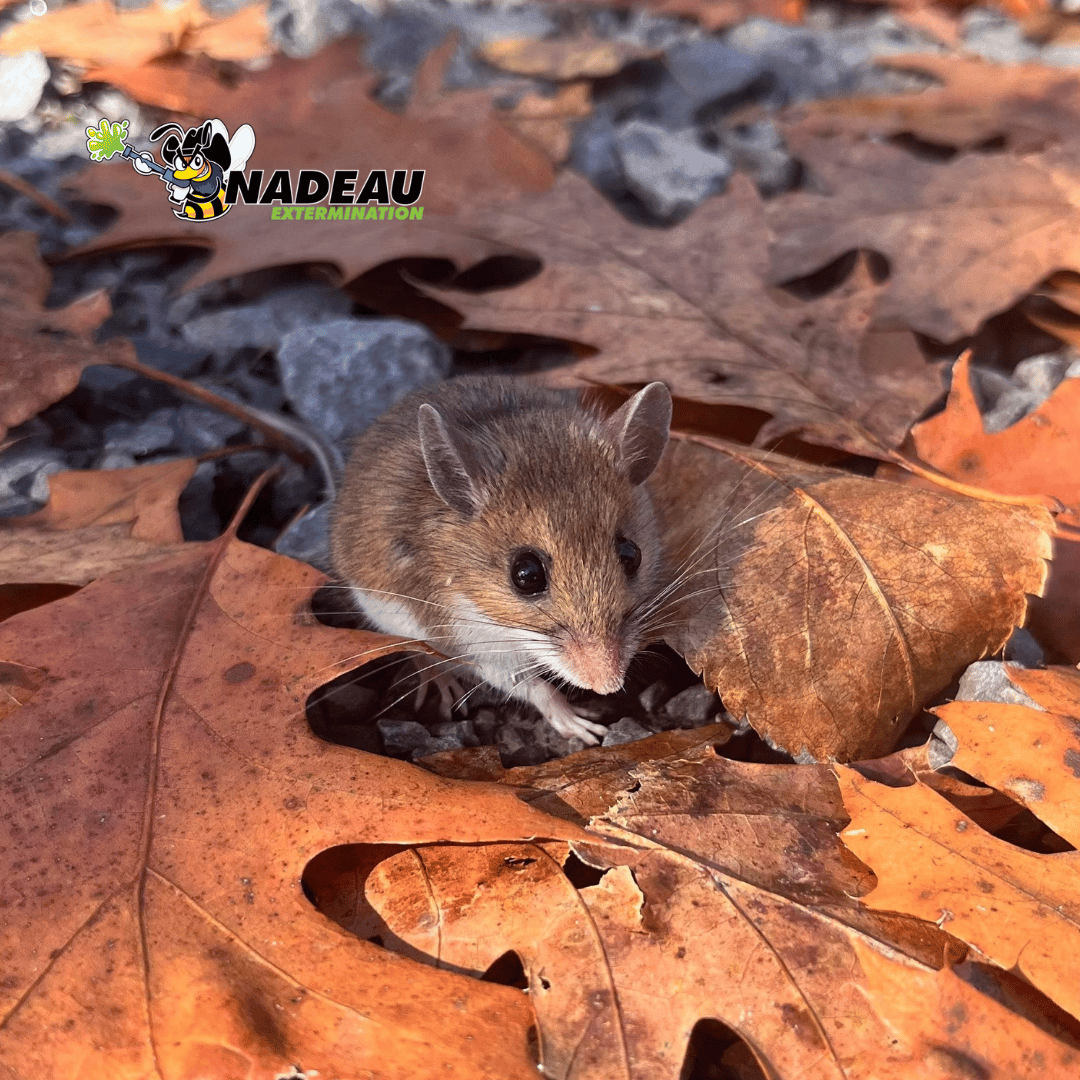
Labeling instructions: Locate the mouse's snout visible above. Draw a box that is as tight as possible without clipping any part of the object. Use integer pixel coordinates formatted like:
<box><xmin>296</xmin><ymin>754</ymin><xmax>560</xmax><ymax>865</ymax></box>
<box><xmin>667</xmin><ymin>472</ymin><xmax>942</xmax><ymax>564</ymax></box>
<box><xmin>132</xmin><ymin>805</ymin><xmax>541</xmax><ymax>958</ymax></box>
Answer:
<box><xmin>556</xmin><ymin>634</ymin><xmax>629</xmax><ymax>695</ymax></box>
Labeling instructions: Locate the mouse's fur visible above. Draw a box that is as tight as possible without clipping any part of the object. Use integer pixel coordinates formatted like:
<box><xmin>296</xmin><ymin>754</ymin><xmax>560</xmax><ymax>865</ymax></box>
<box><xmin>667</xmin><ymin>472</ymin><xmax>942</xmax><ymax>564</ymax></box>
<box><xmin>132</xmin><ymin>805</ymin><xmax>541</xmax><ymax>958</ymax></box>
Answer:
<box><xmin>330</xmin><ymin>376</ymin><xmax>672</xmax><ymax>743</ymax></box>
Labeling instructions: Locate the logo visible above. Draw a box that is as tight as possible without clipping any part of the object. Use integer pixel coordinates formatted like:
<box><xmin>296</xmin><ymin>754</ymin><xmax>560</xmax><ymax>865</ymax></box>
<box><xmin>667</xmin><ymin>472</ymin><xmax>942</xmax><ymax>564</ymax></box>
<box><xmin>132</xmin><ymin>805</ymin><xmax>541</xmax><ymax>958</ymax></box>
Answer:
<box><xmin>86</xmin><ymin>117</ymin><xmax>425</xmax><ymax>224</ymax></box>
<box><xmin>86</xmin><ymin>118</ymin><xmax>254</xmax><ymax>221</ymax></box>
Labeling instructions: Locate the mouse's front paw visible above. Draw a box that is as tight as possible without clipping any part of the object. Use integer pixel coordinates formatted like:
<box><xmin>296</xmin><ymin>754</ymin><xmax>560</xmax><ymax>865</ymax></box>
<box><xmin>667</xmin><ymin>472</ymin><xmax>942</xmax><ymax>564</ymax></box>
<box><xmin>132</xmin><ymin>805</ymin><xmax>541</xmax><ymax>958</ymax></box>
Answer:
<box><xmin>541</xmin><ymin>697</ymin><xmax>607</xmax><ymax>745</ymax></box>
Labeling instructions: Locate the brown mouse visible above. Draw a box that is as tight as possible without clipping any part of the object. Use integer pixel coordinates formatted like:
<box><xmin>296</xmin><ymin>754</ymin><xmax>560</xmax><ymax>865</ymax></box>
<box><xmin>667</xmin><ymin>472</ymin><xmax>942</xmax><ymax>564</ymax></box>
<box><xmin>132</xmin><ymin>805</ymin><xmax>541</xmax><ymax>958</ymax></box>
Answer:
<box><xmin>329</xmin><ymin>375</ymin><xmax>672</xmax><ymax>744</ymax></box>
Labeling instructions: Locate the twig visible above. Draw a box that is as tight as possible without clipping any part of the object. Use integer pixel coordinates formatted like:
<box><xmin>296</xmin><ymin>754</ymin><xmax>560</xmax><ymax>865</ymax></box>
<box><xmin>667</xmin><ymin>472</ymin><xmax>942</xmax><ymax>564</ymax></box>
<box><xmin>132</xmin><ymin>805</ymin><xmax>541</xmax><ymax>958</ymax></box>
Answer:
<box><xmin>0</xmin><ymin>169</ymin><xmax>72</xmax><ymax>223</ymax></box>
<box><xmin>109</xmin><ymin>353</ymin><xmax>338</xmax><ymax>499</ymax></box>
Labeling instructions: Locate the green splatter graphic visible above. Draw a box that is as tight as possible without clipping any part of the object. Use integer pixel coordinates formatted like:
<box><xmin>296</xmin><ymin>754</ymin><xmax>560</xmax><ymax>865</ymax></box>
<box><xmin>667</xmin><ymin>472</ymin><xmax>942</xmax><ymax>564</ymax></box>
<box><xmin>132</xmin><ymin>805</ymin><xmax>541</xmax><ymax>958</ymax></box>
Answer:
<box><xmin>85</xmin><ymin>119</ymin><xmax>130</xmax><ymax>162</ymax></box>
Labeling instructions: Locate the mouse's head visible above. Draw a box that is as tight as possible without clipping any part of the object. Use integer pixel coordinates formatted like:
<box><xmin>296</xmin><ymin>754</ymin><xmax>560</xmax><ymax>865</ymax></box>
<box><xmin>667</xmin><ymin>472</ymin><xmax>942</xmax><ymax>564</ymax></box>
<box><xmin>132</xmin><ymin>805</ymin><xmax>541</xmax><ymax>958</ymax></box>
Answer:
<box><xmin>417</xmin><ymin>383</ymin><xmax>672</xmax><ymax>695</ymax></box>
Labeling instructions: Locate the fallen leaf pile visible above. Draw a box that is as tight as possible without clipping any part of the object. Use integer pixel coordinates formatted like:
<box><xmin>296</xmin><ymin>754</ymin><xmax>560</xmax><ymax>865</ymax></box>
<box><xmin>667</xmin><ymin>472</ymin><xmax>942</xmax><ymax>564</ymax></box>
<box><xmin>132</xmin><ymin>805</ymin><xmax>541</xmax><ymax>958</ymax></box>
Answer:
<box><xmin>5</xmin><ymin>2</ymin><xmax>1080</xmax><ymax>1077</ymax></box>
<box><xmin>0</xmin><ymin>0</ymin><xmax>271</xmax><ymax>66</ymax></box>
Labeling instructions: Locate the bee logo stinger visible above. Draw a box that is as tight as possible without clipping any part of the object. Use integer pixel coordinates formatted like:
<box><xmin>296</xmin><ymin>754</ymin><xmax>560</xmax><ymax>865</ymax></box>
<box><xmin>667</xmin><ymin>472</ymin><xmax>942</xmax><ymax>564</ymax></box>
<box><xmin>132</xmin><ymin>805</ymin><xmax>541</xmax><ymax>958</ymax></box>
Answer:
<box><xmin>91</xmin><ymin>118</ymin><xmax>255</xmax><ymax>221</ymax></box>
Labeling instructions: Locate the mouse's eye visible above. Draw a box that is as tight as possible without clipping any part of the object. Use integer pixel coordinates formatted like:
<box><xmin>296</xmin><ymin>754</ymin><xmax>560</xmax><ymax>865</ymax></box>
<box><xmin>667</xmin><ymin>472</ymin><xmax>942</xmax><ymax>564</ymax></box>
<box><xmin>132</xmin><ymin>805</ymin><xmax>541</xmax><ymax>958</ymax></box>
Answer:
<box><xmin>510</xmin><ymin>549</ymin><xmax>548</xmax><ymax>596</ymax></box>
<box><xmin>616</xmin><ymin>536</ymin><xmax>641</xmax><ymax>577</ymax></box>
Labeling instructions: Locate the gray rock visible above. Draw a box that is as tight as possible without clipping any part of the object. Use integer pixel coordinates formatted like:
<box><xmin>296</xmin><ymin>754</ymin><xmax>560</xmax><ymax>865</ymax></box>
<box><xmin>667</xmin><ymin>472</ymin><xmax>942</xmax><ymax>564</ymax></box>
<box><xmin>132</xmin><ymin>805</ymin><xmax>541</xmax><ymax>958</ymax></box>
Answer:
<box><xmin>955</xmin><ymin>660</ymin><xmax>1043</xmax><ymax>709</ymax></box>
<box><xmin>94</xmin><ymin>450</ymin><xmax>139</xmax><ymax>471</ymax></box>
<box><xmin>273</xmin><ymin>504</ymin><xmax>332</xmax><ymax>572</ymax></box>
<box><xmin>568</xmin><ymin>110</ymin><xmax>627</xmax><ymax>196</ymax></box>
<box><xmin>1042</xmin><ymin>44</ymin><xmax>1080</xmax><ymax>67</ymax></box>
<box><xmin>638</xmin><ymin>680</ymin><xmax>673</xmax><ymax>714</ymax></box>
<box><xmin>927</xmin><ymin>718</ymin><xmax>959</xmax><ymax>771</ymax></box>
<box><xmin>1003</xmin><ymin>627</ymin><xmax>1045</xmax><ymax>669</ymax></box>
<box><xmin>663</xmin><ymin>39</ymin><xmax>766</xmax><ymax>120</ymax></box>
<box><xmin>177</xmin><ymin>461</ymin><xmax>221</xmax><ymax>541</ymax></box>
<box><xmin>496</xmin><ymin>722</ymin><xmax>551</xmax><ymax>767</ymax></box>
<box><xmin>661</xmin><ymin>682</ymin><xmax>720</xmax><ymax>725</ymax></box>
<box><xmin>429</xmin><ymin>719</ymin><xmax>477</xmax><ymax>748</ymax></box>
<box><xmin>0</xmin><ymin>445</ymin><xmax>66</xmax><ymax>516</ymax></box>
<box><xmin>172</xmin><ymin>404</ymin><xmax>247</xmax><ymax>454</ymax></box>
<box><xmin>981</xmin><ymin>353</ymin><xmax>1077</xmax><ymax>432</ymax></box>
<box><xmin>961</xmin><ymin>9</ymin><xmax>1039</xmax><ymax>64</ymax></box>
<box><xmin>472</xmin><ymin>707</ymin><xmax>498</xmax><ymax>742</ymax></box>
<box><xmin>726</xmin><ymin>14</ymin><xmax>940</xmax><ymax>106</ymax></box>
<box><xmin>79</xmin><ymin>365</ymin><xmax>140</xmax><ymax>394</ymax></box>
<box><xmin>102</xmin><ymin>408</ymin><xmax>178</xmax><ymax>458</ymax></box>
<box><xmin>714</xmin><ymin>120</ymin><xmax>798</xmax><ymax>197</ymax></box>
<box><xmin>268</xmin><ymin>0</ymin><xmax>364</xmax><ymax>57</ymax></box>
<box><xmin>378</xmin><ymin>718</ymin><xmax>437</xmax><ymax>758</ymax></box>
<box><xmin>616</xmin><ymin>121</ymin><xmax>733</xmax><ymax>220</ymax></box>
<box><xmin>602</xmin><ymin>717</ymin><xmax>653</xmax><ymax>746</ymax></box>
<box><xmin>276</xmin><ymin>317</ymin><xmax>451</xmax><ymax>447</ymax></box>
<box><xmin>182</xmin><ymin>283</ymin><xmax>353</xmax><ymax>360</ymax></box>
<box><xmin>0</xmin><ymin>52</ymin><xmax>50</xmax><ymax>124</ymax></box>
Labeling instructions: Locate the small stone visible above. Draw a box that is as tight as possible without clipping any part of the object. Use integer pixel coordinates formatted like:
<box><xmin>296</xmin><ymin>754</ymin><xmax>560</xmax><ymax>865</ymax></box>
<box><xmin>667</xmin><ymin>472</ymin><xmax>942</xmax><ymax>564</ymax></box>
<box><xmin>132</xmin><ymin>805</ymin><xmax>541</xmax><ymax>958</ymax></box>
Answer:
<box><xmin>1003</xmin><ymin>628</ymin><xmax>1045</xmax><ymax>670</ymax></box>
<box><xmin>661</xmin><ymin>682</ymin><xmax>720</xmax><ymax>725</ymax></box>
<box><xmin>172</xmin><ymin>404</ymin><xmax>246</xmax><ymax>454</ymax></box>
<box><xmin>94</xmin><ymin>450</ymin><xmax>138</xmax><ymax>471</ymax></box>
<box><xmin>982</xmin><ymin>353</ymin><xmax>1075</xmax><ymax>433</ymax></box>
<box><xmin>714</xmin><ymin>120</ymin><xmax>799</xmax><ymax>197</ymax></box>
<box><xmin>276</xmin><ymin>317</ymin><xmax>451</xmax><ymax>448</ymax></box>
<box><xmin>602</xmin><ymin>718</ymin><xmax>653</xmax><ymax>747</ymax></box>
<box><xmin>955</xmin><ymin>661</ymin><xmax>1043</xmax><ymax>709</ymax></box>
<box><xmin>274</xmin><ymin>504</ymin><xmax>332</xmax><ymax>572</ymax></box>
<box><xmin>0</xmin><ymin>52</ymin><xmax>50</xmax><ymax>124</ymax></box>
<box><xmin>378</xmin><ymin>718</ymin><xmax>436</xmax><ymax>758</ymax></box>
<box><xmin>472</xmin><ymin>708</ymin><xmax>498</xmax><ymax>742</ymax></box>
<box><xmin>927</xmin><ymin>718</ymin><xmax>959</xmax><ymax>771</ymax></box>
<box><xmin>616</xmin><ymin>121</ymin><xmax>732</xmax><ymax>220</ymax></box>
<box><xmin>496</xmin><ymin>722</ymin><xmax>550</xmax><ymax>767</ymax></box>
<box><xmin>961</xmin><ymin>9</ymin><xmax>1039</xmax><ymax>64</ymax></box>
<box><xmin>0</xmin><ymin>446</ymin><xmax>66</xmax><ymax>516</ymax></box>
<box><xmin>430</xmin><ymin>719</ymin><xmax>478</xmax><ymax>747</ymax></box>
<box><xmin>102</xmin><ymin>408</ymin><xmax>178</xmax><ymax>458</ymax></box>
<box><xmin>181</xmin><ymin>282</ymin><xmax>353</xmax><ymax>360</ymax></box>
<box><xmin>177</xmin><ymin>461</ymin><xmax>220</xmax><ymax>541</ymax></box>
<box><xmin>638</xmin><ymin>680</ymin><xmax>672</xmax><ymax>714</ymax></box>
<box><xmin>663</xmin><ymin>39</ymin><xmax>766</xmax><ymax>118</ymax></box>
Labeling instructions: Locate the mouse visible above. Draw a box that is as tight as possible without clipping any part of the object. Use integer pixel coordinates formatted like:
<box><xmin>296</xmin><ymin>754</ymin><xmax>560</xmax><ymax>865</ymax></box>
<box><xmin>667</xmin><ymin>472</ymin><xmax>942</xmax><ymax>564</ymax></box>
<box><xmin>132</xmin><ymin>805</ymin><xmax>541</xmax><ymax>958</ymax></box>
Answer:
<box><xmin>329</xmin><ymin>375</ymin><xmax>672</xmax><ymax>745</ymax></box>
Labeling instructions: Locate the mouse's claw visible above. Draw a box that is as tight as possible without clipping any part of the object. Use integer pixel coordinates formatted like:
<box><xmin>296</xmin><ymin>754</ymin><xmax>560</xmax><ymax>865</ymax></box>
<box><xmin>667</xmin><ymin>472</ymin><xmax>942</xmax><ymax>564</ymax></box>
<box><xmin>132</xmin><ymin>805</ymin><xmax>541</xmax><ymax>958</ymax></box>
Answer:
<box><xmin>535</xmin><ymin>686</ymin><xmax>608</xmax><ymax>745</ymax></box>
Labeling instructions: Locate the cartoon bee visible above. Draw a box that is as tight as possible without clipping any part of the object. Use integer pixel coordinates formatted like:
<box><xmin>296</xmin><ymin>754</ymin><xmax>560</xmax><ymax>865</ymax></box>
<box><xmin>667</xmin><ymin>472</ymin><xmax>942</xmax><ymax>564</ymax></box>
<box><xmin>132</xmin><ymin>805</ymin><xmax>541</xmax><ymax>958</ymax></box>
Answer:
<box><xmin>126</xmin><ymin>119</ymin><xmax>255</xmax><ymax>221</ymax></box>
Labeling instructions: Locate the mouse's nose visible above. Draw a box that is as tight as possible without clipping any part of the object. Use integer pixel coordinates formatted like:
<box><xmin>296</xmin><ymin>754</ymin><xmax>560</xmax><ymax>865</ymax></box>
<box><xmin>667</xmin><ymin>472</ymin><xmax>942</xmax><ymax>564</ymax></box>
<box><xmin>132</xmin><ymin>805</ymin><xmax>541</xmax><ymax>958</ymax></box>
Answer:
<box><xmin>560</xmin><ymin>637</ymin><xmax>626</xmax><ymax>695</ymax></box>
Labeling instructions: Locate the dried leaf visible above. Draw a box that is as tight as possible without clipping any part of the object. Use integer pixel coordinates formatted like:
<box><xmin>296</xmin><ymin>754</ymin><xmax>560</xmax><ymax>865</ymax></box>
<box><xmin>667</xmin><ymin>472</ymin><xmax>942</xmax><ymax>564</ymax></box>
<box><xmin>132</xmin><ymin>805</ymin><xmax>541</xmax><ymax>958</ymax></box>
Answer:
<box><xmin>0</xmin><ymin>461</ymin><xmax>198</xmax><ymax>586</ymax></box>
<box><xmin>912</xmin><ymin>353</ymin><xmax>1080</xmax><ymax>660</ymax></box>
<box><xmin>435</xmin><ymin>173</ymin><xmax>944</xmax><ymax>457</ymax></box>
<box><xmin>767</xmin><ymin>129</ymin><xmax>1080</xmax><ymax>341</ymax></box>
<box><xmin>478</xmin><ymin>35</ymin><xmax>656</xmax><ymax>80</ymax></box>
<box><xmin>0</xmin><ymin>231</ymin><xmax>132</xmax><ymax>440</ymax></box>
<box><xmin>314</xmin><ymin>743</ymin><xmax>1076</xmax><ymax>1077</ymax></box>
<box><xmin>68</xmin><ymin>38</ymin><xmax>552</xmax><ymax>292</ymax></box>
<box><xmin>838</xmin><ymin>667</ymin><xmax>1080</xmax><ymax>1019</ymax></box>
<box><xmin>912</xmin><ymin>353</ymin><xmax>1080</xmax><ymax>526</ymax></box>
<box><xmin>184</xmin><ymin>2</ymin><xmax>271</xmax><ymax>63</ymax></box>
<box><xmin>0</xmin><ymin>525</ymin><xmax>590</xmax><ymax>1075</ymax></box>
<box><xmin>648</xmin><ymin>435</ymin><xmax>1053</xmax><ymax>760</ymax></box>
<box><xmin>787</xmin><ymin>55</ymin><xmax>1080</xmax><ymax>153</ymax></box>
<box><xmin>498</xmin><ymin>82</ymin><xmax>592</xmax><ymax>165</ymax></box>
<box><xmin>0</xmin><ymin>0</ymin><xmax>270</xmax><ymax>68</ymax></box>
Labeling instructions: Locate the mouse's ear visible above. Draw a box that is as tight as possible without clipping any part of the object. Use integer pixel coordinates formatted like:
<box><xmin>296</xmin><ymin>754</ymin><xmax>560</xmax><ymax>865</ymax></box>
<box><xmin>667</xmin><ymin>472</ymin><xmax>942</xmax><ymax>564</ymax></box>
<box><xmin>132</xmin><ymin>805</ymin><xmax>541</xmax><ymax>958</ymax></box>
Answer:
<box><xmin>418</xmin><ymin>403</ymin><xmax>498</xmax><ymax>515</ymax></box>
<box><xmin>599</xmin><ymin>381</ymin><xmax>672</xmax><ymax>485</ymax></box>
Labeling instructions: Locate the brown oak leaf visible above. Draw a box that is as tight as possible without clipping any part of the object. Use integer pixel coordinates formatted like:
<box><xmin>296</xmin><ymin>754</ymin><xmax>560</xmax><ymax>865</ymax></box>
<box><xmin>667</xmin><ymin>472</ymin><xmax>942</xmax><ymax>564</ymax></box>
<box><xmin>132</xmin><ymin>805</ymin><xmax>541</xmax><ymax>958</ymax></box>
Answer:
<box><xmin>0</xmin><ymin>231</ymin><xmax>132</xmax><ymax>440</ymax></box>
<box><xmin>0</xmin><ymin>511</ymin><xmax>590</xmax><ymax>1076</ymax></box>
<box><xmin>838</xmin><ymin>664</ymin><xmax>1080</xmax><ymax>1022</ymax></box>
<box><xmin>431</xmin><ymin>172</ymin><xmax>944</xmax><ymax>457</ymax></box>
<box><xmin>767</xmin><ymin>128</ymin><xmax>1080</xmax><ymax>341</ymax></box>
<box><xmin>647</xmin><ymin>434</ymin><xmax>1053</xmax><ymax>760</ymax></box>
<box><xmin>787</xmin><ymin>54</ymin><xmax>1080</xmax><ymax>154</ymax></box>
